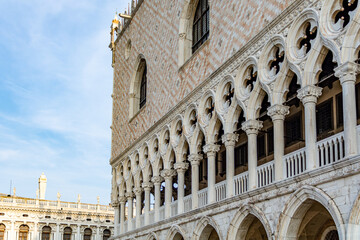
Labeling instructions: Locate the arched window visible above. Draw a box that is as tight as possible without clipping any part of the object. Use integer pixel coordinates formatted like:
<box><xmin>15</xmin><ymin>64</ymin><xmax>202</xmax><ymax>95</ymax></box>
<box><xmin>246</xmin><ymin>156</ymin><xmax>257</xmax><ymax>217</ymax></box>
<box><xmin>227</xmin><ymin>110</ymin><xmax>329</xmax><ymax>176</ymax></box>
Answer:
<box><xmin>103</xmin><ymin>229</ymin><xmax>111</xmax><ymax>240</ymax></box>
<box><xmin>19</xmin><ymin>225</ymin><xmax>29</xmax><ymax>240</ymax></box>
<box><xmin>0</xmin><ymin>224</ymin><xmax>5</xmax><ymax>240</ymax></box>
<box><xmin>129</xmin><ymin>57</ymin><xmax>148</xmax><ymax>119</ymax></box>
<box><xmin>192</xmin><ymin>0</ymin><xmax>209</xmax><ymax>53</ymax></box>
<box><xmin>42</xmin><ymin>226</ymin><xmax>51</xmax><ymax>240</ymax></box>
<box><xmin>83</xmin><ymin>228</ymin><xmax>92</xmax><ymax>240</ymax></box>
<box><xmin>139</xmin><ymin>59</ymin><xmax>147</xmax><ymax>109</ymax></box>
<box><xmin>63</xmin><ymin>227</ymin><xmax>72</xmax><ymax>240</ymax></box>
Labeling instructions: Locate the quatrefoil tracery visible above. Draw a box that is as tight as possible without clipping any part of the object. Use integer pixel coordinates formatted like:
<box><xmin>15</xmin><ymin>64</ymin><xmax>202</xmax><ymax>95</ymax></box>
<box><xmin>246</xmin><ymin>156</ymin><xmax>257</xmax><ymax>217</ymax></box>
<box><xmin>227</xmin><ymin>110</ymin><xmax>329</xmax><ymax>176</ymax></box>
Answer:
<box><xmin>205</xmin><ymin>98</ymin><xmax>215</xmax><ymax>120</ymax></box>
<box><xmin>189</xmin><ymin>110</ymin><xmax>198</xmax><ymax>129</ymax></box>
<box><xmin>269</xmin><ymin>48</ymin><xmax>285</xmax><ymax>75</ymax></box>
<box><xmin>245</xmin><ymin>67</ymin><xmax>257</xmax><ymax>93</ymax></box>
<box><xmin>298</xmin><ymin>23</ymin><xmax>317</xmax><ymax>54</ymax></box>
<box><xmin>223</xmin><ymin>84</ymin><xmax>235</xmax><ymax>107</ymax></box>
<box><xmin>335</xmin><ymin>0</ymin><xmax>358</xmax><ymax>28</ymax></box>
<box><xmin>176</xmin><ymin>122</ymin><xmax>183</xmax><ymax>138</ymax></box>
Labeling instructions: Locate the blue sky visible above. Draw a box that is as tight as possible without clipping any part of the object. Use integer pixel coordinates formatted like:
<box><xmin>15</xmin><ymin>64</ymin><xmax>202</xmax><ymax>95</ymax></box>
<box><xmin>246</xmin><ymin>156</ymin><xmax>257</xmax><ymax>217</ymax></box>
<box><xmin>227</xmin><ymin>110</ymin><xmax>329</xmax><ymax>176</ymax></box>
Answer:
<box><xmin>0</xmin><ymin>0</ymin><xmax>129</xmax><ymax>204</ymax></box>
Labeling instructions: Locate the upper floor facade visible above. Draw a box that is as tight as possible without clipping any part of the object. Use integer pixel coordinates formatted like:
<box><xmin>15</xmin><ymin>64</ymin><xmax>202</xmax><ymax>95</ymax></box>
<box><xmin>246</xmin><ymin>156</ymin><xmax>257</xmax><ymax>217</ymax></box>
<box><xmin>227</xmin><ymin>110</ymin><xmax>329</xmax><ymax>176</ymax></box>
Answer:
<box><xmin>110</xmin><ymin>0</ymin><xmax>297</xmax><ymax>159</ymax></box>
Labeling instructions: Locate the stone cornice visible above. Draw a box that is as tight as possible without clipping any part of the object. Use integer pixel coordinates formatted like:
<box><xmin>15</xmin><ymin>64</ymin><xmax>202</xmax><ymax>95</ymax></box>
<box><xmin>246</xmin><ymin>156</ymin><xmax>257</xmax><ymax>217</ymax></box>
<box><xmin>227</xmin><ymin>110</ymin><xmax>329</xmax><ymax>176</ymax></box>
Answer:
<box><xmin>110</xmin><ymin>0</ymin><xmax>319</xmax><ymax>166</ymax></box>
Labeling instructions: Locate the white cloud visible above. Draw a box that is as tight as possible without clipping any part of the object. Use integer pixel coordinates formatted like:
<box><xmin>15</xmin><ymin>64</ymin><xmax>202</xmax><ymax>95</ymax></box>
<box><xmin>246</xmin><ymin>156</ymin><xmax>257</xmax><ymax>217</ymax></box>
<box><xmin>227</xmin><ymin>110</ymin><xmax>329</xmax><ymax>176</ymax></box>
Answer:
<box><xmin>0</xmin><ymin>0</ymin><xmax>130</xmax><ymax>204</ymax></box>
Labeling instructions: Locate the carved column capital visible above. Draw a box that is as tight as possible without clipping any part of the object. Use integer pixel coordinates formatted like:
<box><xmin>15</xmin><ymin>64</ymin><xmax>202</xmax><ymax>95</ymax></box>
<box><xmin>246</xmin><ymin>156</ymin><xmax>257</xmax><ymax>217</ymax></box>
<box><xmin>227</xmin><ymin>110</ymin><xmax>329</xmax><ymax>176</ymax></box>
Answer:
<box><xmin>151</xmin><ymin>176</ymin><xmax>164</xmax><ymax>185</ymax></box>
<box><xmin>125</xmin><ymin>192</ymin><xmax>134</xmax><ymax>200</ymax></box>
<box><xmin>111</xmin><ymin>201</ymin><xmax>119</xmax><ymax>208</ymax></box>
<box><xmin>174</xmin><ymin>162</ymin><xmax>189</xmax><ymax>173</ymax></box>
<box><xmin>297</xmin><ymin>85</ymin><xmax>322</xmax><ymax>105</ymax></box>
<box><xmin>133</xmin><ymin>187</ymin><xmax>142</xmax><ymax>196</ymax></box>
<box><xmin>188</xmin><ymin>154</ymin><xmax>203</xmax><ymax>166</ymax></box>
<box><xmin>335</xmin><ymin>61</ymin><xmax>358</xmax><ymax>85</ymax></box>
<box><xmin>241</xmin><ymin>119</ymin><xmax>263</xmax><ymax>135</ymax></box>
<box><xmin>203</xmin><ymin>144</ymin><xmax>220</xmax><ymax>157</ymax></box>
<box><xmin>221</xmin><ymin>133</ymin><xmax>239</xmax><ymax>147</ymax></box>
<box><xmin>142</xmin><ymin>182</ymin><xmax>153</xmax><ymax>191</ymax></box>
<box><xmin>119</xmin><ymin>196</ymin><xmax>127</xmax><ymax>204</ymax></box>
<box><xmin>267</xmin><ymin>104</ymin><xmax>290</xmax><ymax>121</ymax></box>
<box><xmin>160</xmin><ymin>169</ymin><xmax>176</xmax><ymax>179</ymax></box>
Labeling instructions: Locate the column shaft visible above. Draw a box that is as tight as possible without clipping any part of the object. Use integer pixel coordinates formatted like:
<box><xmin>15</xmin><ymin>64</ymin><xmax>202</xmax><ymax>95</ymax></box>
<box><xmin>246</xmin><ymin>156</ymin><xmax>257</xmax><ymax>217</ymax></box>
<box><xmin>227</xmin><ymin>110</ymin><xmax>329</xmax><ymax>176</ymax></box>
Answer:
<box><xmin>298</xmin><ymin>85</ymin><xmax>322</xmax><ymax>171</ymax></box>
<box><xmin>189</xmin><ymin>154</ymin><xmax>201</xmax><ymax>209</ymax></box>
<box><xmin>204</xmin><ymin>144</ymin><xmax>220</xmax><ymax>204</ymax></box>
<box><xmin>127</xmin><ymin>197</ymin><xmax>133</xmax><ymax>231</ymax></box>
<box><xmin>135</xmin><ymin>191</ymin><xmax>142</xmax><ymax>228</ymax></box>
<box><xmin>222</xmin><ymin>133</ymin><xmax>238</xmax><ymax>198</ymax></box>
<box><xmin>120</xmin><ymin>200</ymin><xmax>126</xmax><ymax>234</ymax></box>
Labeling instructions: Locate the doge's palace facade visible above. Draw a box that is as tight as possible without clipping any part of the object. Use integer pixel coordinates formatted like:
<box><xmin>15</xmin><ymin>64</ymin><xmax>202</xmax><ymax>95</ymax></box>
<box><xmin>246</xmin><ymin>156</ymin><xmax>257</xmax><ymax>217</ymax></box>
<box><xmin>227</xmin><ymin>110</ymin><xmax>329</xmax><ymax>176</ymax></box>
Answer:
<box><xmin>109</xmin><ymin>0</ymin><xmax>360</xmax><ymax>239</ymax></box>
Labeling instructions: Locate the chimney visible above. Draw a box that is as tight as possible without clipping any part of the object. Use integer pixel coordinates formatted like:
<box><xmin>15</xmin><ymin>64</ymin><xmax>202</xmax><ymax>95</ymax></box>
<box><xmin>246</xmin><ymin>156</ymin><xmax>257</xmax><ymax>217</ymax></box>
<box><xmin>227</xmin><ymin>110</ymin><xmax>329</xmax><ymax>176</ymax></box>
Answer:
<box><xmin>38</xmin><ymin>173</ymin><xmax>47</xmax><ymax>200</ymax></box>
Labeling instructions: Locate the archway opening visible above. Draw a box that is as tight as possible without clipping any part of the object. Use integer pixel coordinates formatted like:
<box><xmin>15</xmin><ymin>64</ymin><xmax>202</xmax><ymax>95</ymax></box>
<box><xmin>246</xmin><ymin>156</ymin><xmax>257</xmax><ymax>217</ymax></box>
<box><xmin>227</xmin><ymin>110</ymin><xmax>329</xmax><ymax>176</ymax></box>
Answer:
<box><xmin>0</xmin><ymin>224</ymin><xmax>5</xmax><ymax>240</ymax></box>
<box><xmin>286</xmin><ymin>200</ymin><xmax>339</xmax><ymax>239</ymax></box>
<box><xmin>235</xmin><ymin>214</ymin><xmax>268</xmax><ymax>240</ymax></box>
<box><xmin>173</xmin><ymin>232</ymin><xmax>184</xmax><ymax>240</ymax></box>
<box><xmin>199</xmin><ymin>225</ymin><xmax>220</xmax><ymax>240</ymax></box>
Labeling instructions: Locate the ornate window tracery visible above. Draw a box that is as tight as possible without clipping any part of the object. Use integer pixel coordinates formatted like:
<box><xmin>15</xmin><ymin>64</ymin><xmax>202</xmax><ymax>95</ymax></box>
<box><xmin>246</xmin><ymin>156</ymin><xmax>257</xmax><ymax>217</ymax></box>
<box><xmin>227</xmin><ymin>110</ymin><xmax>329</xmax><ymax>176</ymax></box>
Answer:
<box><xmin>334</xmin><ymin>0</ymin><xmax>358</xmax><ymax>28</ymax></box>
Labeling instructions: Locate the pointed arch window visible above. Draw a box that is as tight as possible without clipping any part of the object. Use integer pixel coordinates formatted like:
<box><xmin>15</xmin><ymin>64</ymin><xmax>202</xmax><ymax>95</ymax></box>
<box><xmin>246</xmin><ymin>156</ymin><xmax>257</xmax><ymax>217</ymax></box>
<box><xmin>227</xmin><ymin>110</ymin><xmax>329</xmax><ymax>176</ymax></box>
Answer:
<box><xmin>192</xmin><ymin>0</ymin><xmax>209</xmax><ymax>53</ymax></box>
<box><xmin>139</xmin><ymin>59</ymin><xmax>147</xmax><ymax>109</ymax></box>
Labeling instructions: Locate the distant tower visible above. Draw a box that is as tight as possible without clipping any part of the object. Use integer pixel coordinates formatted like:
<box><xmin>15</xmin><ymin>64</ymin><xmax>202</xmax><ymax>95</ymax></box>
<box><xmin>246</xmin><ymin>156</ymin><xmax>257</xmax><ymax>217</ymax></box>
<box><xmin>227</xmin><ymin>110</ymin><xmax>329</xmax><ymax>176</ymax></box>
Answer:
<box><xmin>38</xmin><ymin>173</ymin><xmax>47</xmax><ymax>200</ymax></box>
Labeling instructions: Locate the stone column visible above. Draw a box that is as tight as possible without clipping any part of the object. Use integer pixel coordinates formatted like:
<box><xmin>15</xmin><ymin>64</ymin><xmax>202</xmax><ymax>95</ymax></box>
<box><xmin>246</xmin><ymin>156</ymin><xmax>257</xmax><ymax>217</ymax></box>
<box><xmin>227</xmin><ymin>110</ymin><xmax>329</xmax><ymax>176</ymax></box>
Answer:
<box><xmin>112</xmin><ymin>201</ymin><xmax>119</xmax><ymax>235</ymax></box>
<box><xmin>96</xmin><ymin>226</ymin><xmax>100</xmax><ymax>240</ymax></box>
<box><xmin>33</xmin><ymin>222</ymin><xmax>38</xmax><ymax>240</ymax></box>
<box><xmin>267</xmin><ymin>104</ymin><xmax>289</xmax><ymax>181</ymax></box>
<box><xmin>77</xmin><ymin>225</ymin><xmax>81</xmax><ymax>240</ymax></box>
<box><xmin>203</xmin><ymin>144</ymin><xmax>220</xmax><ymax>204</ymax></box>
<box><xmin>298</xmin><ymin>85</ymin><xmax>322</xmax><ymax>170</ymax></box>
<box><xmin>151</xmin><ymin>176</ymin><xmax>163</xmax><ymax>222</ymax></box>
<box><xmin>126</xmin><ymin>192</ymin><xmax>134</xmax><ymax>231</ymax></box>
<box><xmin>56</xmin><ymin>224</ymin><xmax>60</xmax><ymax>240</ymax></box>
<box><xmin>142</xmin><ymin>181</ymin><xmax>153</xmax><ymax>225</ymax></box>
<box><xmin>189</xmin><ymin>154</ymin><xmax>202</xmax><ymax>209</ymax></box>
<box><xmin>134</xmin><ymin>187</ymin><xmax>142</xmax><ymax>229</ymax></box>
<box><xmin>335</xmin><ymin>62</ymin><xmax>359</xmax><ymax>156</ymax></box>
<box><xmin>242</xmin><ymin>120</ymin><xmax>263</xmax><ymax>189</ymax></box>
<box><xmin>174</xmin><ymin>161</ymin><xmax>189</xmax><ymax>214</ymax></box>
<box><xmin>161</xmin><ymin>169</ymin><xmax>176</xmax><ymax>218</ymax></box>
<box><xmin>119</xmin><ymin>196</ymin><xmax>126</xmax><ymax>234</ymax></box>
<box><xmin>222</xmin><ymin>133</ymin><xmax>239</xmax><ymax>198</ymax></box>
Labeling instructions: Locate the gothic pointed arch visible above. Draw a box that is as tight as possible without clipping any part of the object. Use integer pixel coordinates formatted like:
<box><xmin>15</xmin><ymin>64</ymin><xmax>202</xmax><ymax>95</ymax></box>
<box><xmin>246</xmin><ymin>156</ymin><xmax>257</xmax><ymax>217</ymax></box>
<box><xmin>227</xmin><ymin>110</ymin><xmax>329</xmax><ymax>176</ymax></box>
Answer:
<box><xmin>277</xmin><ymin>185</ymin><xmax>345</xmax><ymax>240</ymax></box>
<box><xmin>226</xmin><ymin>204</ymin><xmax>272</xmax><ymax>240</ymax></box>
<box><xmin>166</xmin><ymin>225</ymin><xmax>187</xmax><ymax>240</ymax></box>
<box><xmin>192</xmin><ymin>216</ymin><xmax>222</xmax><ymax>240</ymax></box>
<box><xmin>129</xmin><ymin>54</ymin><xmax>148</xmax><ymax>119</ymax></box>
<box><xmin>146</xmin><ymin>232</ymin><xmax>159</xmax><ymax>240</ymax></box>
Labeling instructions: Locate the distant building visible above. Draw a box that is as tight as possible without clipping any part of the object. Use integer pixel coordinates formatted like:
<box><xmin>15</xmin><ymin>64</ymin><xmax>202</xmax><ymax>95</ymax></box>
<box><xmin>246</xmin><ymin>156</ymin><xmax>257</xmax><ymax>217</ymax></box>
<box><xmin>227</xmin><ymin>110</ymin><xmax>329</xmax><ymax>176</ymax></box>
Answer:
<box><xmin>0</xmin><ymin>174</ymin><xmax>114</xmax><ymax>240</ymax></box>
<box><xmin>109</xmin><ymin>0</ymin><xmax>360</xmax><ymax>239</ymax></box>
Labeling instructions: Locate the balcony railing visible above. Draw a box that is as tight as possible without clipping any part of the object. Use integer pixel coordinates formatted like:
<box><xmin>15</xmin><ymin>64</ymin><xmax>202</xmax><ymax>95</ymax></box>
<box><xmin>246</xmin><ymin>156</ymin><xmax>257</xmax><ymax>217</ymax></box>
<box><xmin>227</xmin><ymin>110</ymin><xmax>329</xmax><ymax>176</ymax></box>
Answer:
<box><xmin>184</xmin><ymin>194</ymin><xmax>192</xmax><ymax>212</ymax></box>
<box><xmin>215</xmin><ymin>181</ymin><xmax>226</xmax><ymax>201</ymax></box>
<box><xmin>198</xmin><ymin>188</ymin><xmax>208</xmax><ymax>207</ymax></box>
<box><xmin>0</xmin><ymin>196</ymin><xmax>113</xmax><ymax>212</ymax></box>
<box><xmin>120</xmin><ymin>128</ymin><xmax>353</xmax><ymax>234</ymax></box>
<box><xmin>257</xmin><ymin>161</ymin><xmax>275</xmax><ymax>187</ymax></box>
<box><xmin>317</xmin><ymin>131</ymin><xmax>345</xmax><ymax>167</ymax></box>
<box><xmin>234</xmin><ymin>171</ymin><xmax>249</xmax><ymax>195</ymax></box>
<box><xmin>284</xmin><ymin>147</ymin><xmax>306</xmax><ymax>178</ymax></box>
